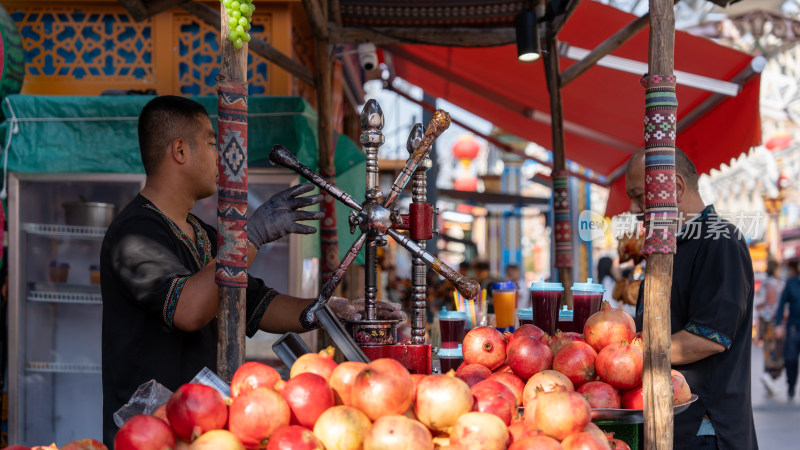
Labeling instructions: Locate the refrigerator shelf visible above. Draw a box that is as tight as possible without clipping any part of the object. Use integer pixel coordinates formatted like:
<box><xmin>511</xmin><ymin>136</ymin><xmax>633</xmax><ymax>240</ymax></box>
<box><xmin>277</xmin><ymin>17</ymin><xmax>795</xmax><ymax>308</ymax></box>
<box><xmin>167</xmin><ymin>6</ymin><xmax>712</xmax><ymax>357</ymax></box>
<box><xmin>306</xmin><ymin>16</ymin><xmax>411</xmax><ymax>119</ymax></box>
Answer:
<box><xmin>27</xmin><ymin>362</ymin><xmax>101</xmax><ymax>374</ymax></box>
<box><xmin>22</xmin><ymin>223</ymin><xmax>107</xmax><ymax>239</ymax></box>
<box><xmin>28</xmin><ymin>290</ymin><xmax>102</xmax><ymax>304</ymax></box>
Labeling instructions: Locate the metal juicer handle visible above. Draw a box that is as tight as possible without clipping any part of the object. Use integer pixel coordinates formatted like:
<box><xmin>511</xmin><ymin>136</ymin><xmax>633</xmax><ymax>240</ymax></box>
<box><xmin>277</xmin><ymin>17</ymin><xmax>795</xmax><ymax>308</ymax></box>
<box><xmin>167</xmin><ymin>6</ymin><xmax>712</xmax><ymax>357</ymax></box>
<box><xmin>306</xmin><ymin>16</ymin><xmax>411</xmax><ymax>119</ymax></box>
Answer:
<box><xmin>386</xmin><ymin>228</ymin><xmax>481</xmax><ymax>300</ymax></box>
<box><xmin>269</xmin><ymin>145</ymin><xmax>363</xmax><ymax>212</ymax></box>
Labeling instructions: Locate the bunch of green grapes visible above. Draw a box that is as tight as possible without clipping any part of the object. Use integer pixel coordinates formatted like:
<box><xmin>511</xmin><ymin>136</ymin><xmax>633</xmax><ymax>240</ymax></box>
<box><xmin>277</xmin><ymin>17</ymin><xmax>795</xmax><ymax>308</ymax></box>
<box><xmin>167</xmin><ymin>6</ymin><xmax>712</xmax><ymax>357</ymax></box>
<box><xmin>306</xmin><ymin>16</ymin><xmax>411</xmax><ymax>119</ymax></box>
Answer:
<box><xmin>221</xmin><ymin>0</ymin><xmax>255</xmax><ymax>49</ymax></box>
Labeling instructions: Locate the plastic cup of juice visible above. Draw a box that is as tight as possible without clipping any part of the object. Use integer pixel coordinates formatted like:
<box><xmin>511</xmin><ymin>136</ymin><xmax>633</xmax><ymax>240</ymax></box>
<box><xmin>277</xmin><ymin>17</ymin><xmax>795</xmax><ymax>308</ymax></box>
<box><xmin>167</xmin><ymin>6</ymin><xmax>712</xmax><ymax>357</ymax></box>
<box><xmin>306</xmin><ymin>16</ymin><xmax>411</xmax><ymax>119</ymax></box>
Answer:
<box><xmin>491</xmin><ymin>281</ymin><xmax>518</xmax><ymax>330</ymax></box>
<box><xmin>517</xmin><ymin>307</ymin><xmax>533</xmax><ymax>326</ymax></box>
<box><xmin>558</xmin><ymin>306</ymin><xmax>574</xmax><ymax>333</ymax></box>
<box><xmin>438</xmin><ymin>345</ymin><xmax>464</xmax><ymax>373</ymax></box>
<box><xmin>529</xmin><ymin>279</ymin><xmax>564</xmax><ymax>336</ymax></box>
<box><xmin>438</xmin><ymin>307</ymin><xmax>467</xmax><ymax>349</ymax></box>
<box><xmin>571</xmin><ymin>278</ymin><xmax>605</xmax><ymax>334</ymax></box>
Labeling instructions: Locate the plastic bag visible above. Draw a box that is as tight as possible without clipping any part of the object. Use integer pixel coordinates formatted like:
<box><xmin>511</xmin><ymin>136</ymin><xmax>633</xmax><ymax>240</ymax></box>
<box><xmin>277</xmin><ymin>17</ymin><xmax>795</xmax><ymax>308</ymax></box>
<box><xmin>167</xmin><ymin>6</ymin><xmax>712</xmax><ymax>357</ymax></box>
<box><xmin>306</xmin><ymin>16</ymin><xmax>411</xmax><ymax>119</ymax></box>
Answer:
<box><xmin>113</xmin><ymin>379</ymin><xmax>173</xmax><ymax>428</ymax></box>
<box><xmin>113</xmin><ymin>368</ymin><xmax>232</xmax><ymax>428</ymax></box>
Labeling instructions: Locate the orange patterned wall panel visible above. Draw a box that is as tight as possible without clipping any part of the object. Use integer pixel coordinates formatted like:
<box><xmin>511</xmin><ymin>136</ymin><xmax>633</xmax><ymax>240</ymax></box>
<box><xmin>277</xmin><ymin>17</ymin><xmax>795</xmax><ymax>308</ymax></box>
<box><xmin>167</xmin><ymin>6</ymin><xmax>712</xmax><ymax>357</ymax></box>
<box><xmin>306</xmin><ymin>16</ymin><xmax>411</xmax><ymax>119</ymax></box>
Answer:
<box><xmin>5</xmin><ymin>2</ymin><xmax>291</xmax><ymax>96</ymax></box>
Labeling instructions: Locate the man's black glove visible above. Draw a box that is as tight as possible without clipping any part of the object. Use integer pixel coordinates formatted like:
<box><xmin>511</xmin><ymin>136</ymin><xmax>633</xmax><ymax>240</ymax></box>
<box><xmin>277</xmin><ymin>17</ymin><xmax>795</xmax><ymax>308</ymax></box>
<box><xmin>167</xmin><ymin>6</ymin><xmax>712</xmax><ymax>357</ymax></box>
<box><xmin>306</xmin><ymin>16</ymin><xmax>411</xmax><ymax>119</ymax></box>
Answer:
<box><xmin>247</xmin><ymin>183</ymin><xmax>325</xmax><ymax>249</ymax></box>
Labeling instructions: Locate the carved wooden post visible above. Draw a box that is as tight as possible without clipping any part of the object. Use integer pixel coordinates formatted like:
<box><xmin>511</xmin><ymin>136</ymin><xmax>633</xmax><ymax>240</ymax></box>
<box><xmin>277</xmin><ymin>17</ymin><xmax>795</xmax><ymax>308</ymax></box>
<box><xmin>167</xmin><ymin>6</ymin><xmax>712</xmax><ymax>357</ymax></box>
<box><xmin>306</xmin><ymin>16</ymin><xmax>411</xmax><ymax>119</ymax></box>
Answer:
<box><xmin>642</xmin><ymin>0</ymin><xmax>677</xmax><ymax>448</ymax></box>
<box><xmin>215</xmin><ymin>2</ymin><xmax>249</xmax><ymax>382</ymax></box>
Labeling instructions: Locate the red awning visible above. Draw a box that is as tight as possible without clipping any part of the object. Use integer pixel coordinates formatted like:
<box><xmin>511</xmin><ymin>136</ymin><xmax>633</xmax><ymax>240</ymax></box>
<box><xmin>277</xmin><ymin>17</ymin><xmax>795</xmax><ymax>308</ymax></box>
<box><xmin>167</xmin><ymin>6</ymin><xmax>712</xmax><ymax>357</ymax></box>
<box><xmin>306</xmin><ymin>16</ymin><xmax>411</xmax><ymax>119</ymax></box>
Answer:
<box><xmin>387</xmin><ymin>1</ymin><xmax>761</xmax><ymax>217</ymax></box>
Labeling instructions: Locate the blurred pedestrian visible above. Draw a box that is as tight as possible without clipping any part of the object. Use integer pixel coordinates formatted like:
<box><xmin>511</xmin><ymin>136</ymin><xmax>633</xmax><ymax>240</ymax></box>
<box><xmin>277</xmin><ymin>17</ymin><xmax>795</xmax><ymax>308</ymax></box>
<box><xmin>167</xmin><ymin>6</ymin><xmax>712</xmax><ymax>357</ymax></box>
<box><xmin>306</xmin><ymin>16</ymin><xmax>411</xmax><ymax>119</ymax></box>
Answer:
<box><xmin>776</xmin><ymin>260</ymin><xmax>800</xmax><ymax>399</ymax></box>
<box><xmin>757</xmin><ymin>260</ymin><xmax>784</xmax><ymax>395</ymax></box>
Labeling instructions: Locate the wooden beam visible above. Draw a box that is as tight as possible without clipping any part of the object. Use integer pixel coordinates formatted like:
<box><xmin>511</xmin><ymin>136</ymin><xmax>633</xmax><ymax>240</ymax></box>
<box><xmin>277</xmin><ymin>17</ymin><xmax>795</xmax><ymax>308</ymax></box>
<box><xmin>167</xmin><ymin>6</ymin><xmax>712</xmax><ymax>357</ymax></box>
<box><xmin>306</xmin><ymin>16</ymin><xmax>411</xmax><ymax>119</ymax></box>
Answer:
<box><xmin>385</xmin><ymin>45</ymin><xmax>637</xmax><ymax>153</ymax></box>
<box><xmin>117</xmin><ymin>0</ymin><xmax>150</xmax><ymax>21</ymax></box>
<box><xmin>330</xmin><ymin>0</ymin><xmax>343</xmax><ymax>27</ymax></box>
<box><xmin>302</xmin><ymin>0</ymin><xmax>329</xmax><ymax>39</ymax></box>
<box><xmin>182</xmin><ymin>2</ymin><xmax>316</xmax><ymax>87</ymax></box>
<box><xmin>385</xmin><ymin>83</ymin><xmax>609</xmax><ymax>187</ymax></box>
<box><xmin>329</xmin><ymin>25</ymin><xmax>516</xmax><ymax>47</ymax></box>
<box><xmin>216</xmin><ymin>2</ymin><xmax>248</xmax><ymax>384</ymax></box>
<box><xmin>643</xmin><ymin>0</ymin><xmax>675</xmax><ymax>448</ymax></box>
<box><xmin>560</xmin><ymin>12</ymin><xmax>650</xmax><ymax>88</ymax></box>
<box><xmin>551</xmin><ymin>0</ymin><xmax>583</xmax><ymax>36</ymax></box>
<box><xmin>542</xmin><ymin>25</ymin><xmax>572</xmax><ymax>309</ymax></box>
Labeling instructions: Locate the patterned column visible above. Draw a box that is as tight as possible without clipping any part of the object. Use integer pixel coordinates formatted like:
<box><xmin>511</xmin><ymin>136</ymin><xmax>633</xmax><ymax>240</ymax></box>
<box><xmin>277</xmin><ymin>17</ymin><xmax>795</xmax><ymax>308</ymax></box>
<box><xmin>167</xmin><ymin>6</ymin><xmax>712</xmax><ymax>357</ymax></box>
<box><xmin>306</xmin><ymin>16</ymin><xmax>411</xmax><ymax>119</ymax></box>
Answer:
<box><xmin>553</xmin><ymin>171</ymin><xmax>572</xmax><ymax>268</ymax></box>
<box><xmin>216</xmin><ymin>79</ymin><xmax>248</xmax><ymax>287</ymax></box>
<box><xmin>640</xmin><ymin>74</ymin><xmax>678</xmax><ymax>256</ymax></box>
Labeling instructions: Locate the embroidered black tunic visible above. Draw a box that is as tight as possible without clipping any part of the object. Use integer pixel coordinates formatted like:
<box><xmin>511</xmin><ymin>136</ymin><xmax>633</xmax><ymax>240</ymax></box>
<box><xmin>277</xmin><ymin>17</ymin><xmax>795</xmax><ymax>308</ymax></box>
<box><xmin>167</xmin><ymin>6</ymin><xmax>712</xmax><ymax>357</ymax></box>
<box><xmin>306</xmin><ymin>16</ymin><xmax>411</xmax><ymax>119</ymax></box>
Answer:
<box><xmin>636</xmin><ymin>205</ymin><xmax>757</xmax><ymax>449</ymax></box>
<box><xmin>100</xmin><ymin>195</ymin><xmax>277</xmax><ymax>445</ymax></box>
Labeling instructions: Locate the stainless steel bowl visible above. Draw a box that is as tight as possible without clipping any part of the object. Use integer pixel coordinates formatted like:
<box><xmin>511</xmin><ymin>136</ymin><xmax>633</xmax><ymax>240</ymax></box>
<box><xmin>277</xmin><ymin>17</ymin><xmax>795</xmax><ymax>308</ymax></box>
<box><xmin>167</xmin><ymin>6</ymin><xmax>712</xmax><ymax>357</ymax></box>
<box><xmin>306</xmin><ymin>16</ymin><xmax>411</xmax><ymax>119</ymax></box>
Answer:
<box><xmin>63</xmin><ymin>201</ymin><xmax>116</xmax><ymax>228</ymax></box>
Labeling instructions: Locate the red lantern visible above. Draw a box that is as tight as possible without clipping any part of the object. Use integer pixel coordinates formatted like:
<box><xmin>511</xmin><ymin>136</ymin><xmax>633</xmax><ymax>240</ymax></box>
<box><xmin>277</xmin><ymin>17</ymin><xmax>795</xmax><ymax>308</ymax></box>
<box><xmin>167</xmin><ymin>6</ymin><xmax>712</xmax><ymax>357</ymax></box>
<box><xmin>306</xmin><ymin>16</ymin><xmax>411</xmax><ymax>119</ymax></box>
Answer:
<box><xmin>454</xmin><ymin>176</ymin><xmax>479</xmax><ymax>191</ymax></box>
<box><xmin>452</xmin><ymin>135</ymin><xmax>481</xmax><ymax>161</ymax></box>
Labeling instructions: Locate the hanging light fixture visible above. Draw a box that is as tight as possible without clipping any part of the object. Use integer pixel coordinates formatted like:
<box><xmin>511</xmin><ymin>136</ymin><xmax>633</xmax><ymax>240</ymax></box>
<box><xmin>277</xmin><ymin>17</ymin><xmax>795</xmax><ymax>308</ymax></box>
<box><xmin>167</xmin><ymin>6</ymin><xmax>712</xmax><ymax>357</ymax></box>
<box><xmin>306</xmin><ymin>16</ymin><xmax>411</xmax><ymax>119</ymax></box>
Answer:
<box><xmin>515</xmin><ymin>10</ymin><xmax>540</xmax><ymax>62</ymax></box>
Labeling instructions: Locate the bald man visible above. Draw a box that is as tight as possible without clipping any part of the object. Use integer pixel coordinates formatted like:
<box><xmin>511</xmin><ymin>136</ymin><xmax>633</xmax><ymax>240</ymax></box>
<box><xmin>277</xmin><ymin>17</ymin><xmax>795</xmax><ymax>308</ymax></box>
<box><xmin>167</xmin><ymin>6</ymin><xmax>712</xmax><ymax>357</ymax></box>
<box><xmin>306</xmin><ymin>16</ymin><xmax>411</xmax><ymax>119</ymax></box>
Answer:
<box><xmin>625</xmin><ymin>149</ymin><xmax>756</xmax><ymax>450</ymax></box>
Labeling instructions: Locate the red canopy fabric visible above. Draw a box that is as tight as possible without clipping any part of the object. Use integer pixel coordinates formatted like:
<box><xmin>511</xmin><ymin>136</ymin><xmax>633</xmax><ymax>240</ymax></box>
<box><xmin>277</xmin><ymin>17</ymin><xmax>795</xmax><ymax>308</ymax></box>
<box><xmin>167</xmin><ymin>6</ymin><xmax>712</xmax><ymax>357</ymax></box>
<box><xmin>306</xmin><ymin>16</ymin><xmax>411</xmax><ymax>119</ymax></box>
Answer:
<box><xmin>387</xmin><ymin>1</ymin><xmax>761</xmax><ymax>217</ymax></box>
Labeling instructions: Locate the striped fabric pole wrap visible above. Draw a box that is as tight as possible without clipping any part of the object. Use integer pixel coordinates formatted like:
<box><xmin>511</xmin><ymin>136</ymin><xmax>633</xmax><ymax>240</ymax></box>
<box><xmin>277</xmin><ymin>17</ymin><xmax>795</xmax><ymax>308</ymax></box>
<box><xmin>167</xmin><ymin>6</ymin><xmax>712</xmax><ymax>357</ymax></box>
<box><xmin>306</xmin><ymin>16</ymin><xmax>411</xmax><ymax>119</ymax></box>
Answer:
<box><xmin>640</xmin><ymin>74</ymin><xmax>678</xmax><ymax>255</ymax></box>
<box><xmin>553</xmin><ymin>170</ymin><xmax>572</xmax><ymax>268</ymax></box>
<box><xmin>215</xmin><ymin>78</ymin><xmax>249</xmax><ymax>287</ymax></box>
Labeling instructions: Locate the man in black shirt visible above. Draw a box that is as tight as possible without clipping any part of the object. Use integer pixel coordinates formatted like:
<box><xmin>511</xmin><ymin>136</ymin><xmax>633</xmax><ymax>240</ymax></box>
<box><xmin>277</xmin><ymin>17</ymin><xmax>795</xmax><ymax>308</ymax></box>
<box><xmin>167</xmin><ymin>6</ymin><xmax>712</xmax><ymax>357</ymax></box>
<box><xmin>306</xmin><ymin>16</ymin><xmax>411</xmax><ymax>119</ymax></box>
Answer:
<box><xmin>101</xmin><ymin>96</ymin><xmax>336</xmax><ymax>445</ymax></box>
<box><xmin>626</xmin><ymin>149</ymin><xmax>757</xmax><ymax>450</ymax></box>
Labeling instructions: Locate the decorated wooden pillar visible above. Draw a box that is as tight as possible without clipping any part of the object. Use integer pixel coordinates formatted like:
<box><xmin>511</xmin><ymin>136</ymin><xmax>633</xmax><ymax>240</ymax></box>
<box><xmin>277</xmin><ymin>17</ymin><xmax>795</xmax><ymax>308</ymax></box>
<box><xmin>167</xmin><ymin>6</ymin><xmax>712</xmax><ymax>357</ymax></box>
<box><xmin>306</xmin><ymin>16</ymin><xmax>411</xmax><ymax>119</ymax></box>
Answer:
<box><xmin>642</xmin><ymin>0</ymin><xmax>677</xmax><ymax>447</ymax></box>
<box><xmin>216</xmin><ymin>2</ymin><xmax>250</xmax><ymax>381</ymax></box>
<box><xmin>542</xmin><ymin>26</ymin><xmax>573</xmax><ymax>307</ymax></box>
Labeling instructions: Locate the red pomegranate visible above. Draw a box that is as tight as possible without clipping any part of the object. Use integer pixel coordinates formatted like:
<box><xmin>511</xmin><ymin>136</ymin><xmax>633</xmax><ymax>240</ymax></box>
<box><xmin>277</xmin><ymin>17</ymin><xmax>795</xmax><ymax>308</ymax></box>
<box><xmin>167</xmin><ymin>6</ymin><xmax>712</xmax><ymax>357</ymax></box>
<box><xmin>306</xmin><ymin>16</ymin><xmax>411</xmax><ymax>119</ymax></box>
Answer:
<box><xmin>455</xmin><ymin>363</ymin><xmax>492</xmax><ymax>387</ymax></box>
<box><xmin>487</xmin><ymin>372</ymin><xmax>525</xmax><ymax>406</ymax></box>
<box><xmin>329</xmin><ymin>361</ymin><xmax>368</xmax><ymax>406</ymax></box>
<box><xmin>534</xmin><ymin>390</ymin><xmax>592</xmax><ymax>441</ymax></box>
<box><xmin>414</xmin><ymin>374</ymin><xmax>474</xmax><ymax>431</ymax></box>
<box><xmin>578</xmin><ymin>381</ymin><xmax>621</xmax><ymax>409</ymax></box>
<box><xmin>672</xmin><ymin>372</ymin><xmax>692</xmax><ymax>405</ymax></box>
<box><xmin>410</xmin><ymin>374</ymin><xmax>426</xmax><ymax>402</ymax></box>
<box><xmin>549</xmin><ymin>331</ymin><xmax>585</xmax><ymax>355</ymax></box>
<box><xmin>61</xmin><ymin>439</ymin><xmax>107</xmax><ymax>450</ymax></box>
<box><xmin>621</xmin><ymin>385</ymin><xmax>643</xmax><ymax>409</ymax></box>
<box><xmin>279</xmin><ymin>372</ymin><xmax>335</xmax><ymax>428</ymax></box>
<box><xmin>595</xmin><ymin>341</ymin><xmax>643</xmax><ymax>390</ymax></box>
<box><xmin>166</xmin><ymin>383</ymin><xmax>227</xmax><ymax>442</ymax></box>
<box><xmin>584</xmin><ymin>422</ymin><xmax>609</xmax><ymax>443</ymax></box>
<box><xmin>561</xmin><ymin>431</ymin><xmax>611</xmax><ymax>450</ymax></box>
<box><xmin>152</xmin><ymin>403</ymin><xmax>168</xmax><ymax>425</ymax></box>
<box><xmin>351</xmin><ymin>358</ymin><xmax>414</xmax><ymax>421</ymax></box>
<box><xmin>507</xmin><ymin>420</ymin><xmax>544</xmax><ymax>444</ymax></box>
<box><xmin>508</xmin><ymin>436</ymin><xmax>562</xmax><ymax>450</ymax></box>
<box><xmin>470</xmin><ymin>379</ymin><xmax>517</xmax><ymax>425</ymax></box>
<box><xmin>114</xmin><ymin>414</ymin><xmax>175</xmax><ymax>450</ymax></box>
<box><xmin>228</xmin><ymin>387</ymin><xmax>290</xmax><ymax>447</ymax></box>
<box><xmin>508</xmin><ymin>324</ymin><xmax>546</xmax><ymax>343</ymax></box>
<box><xmin>313</xmin><ymin>406</ymin><xmax>372</xmax><ymax>450</ymax></box>
<box><xmin>363</xmin><ymin>415</ymin><xmax>434</xmax><ymax>450</ymax></box>
<box><xmin>507</xmin><ymin>335</ymin><xmax>553</xmax><ymax>380</ymax></box>
<box><xmin>523</xmin><ymin>370</ymin><xmax>574</xmax><ymax>407</ymax></box>
<box><xmin>231</xmin><ymin>361</ymin><xmax>281</xmax><ymax>397</ymax></box>
<box><xmin>610</xmin><ymin>437</ymin><xmax>632</xmax><ymax>450</ymax></box>
<box><xmin>290</xmin><ymin>347</ymin><xmax>339</xmax><ymax>381</ymax></box>
<box><xmin>450</xmin><ymin>412</ymin><xmax>510</xmax><ymax>450</ymax></box>
<box><xmin>266</xmin><ymin>425</ymin><xmax>324</xmax><ymax>450</ymax></box>
<box><xmin>4</xmin><ymin>446</ymin><xmax>31</xmax><ymax>450</ymax></box>
<box><xmin>553</xmin><ymin>341</ymin><xmax>598</xmax><ymax>388</ymax></box>
<box><xmin>583</xmin><ymin>301</ymin><xmax>636</xmax><ymax>353</ymax></box>
<box><xmin>493</xmin><ymin>362</ymin><xmax>515</xmax><ymax>374</ymax></box>
<box><xmin>462</xmin><ymin>326</ymin><xmax>507</xmax><ymax>370</ymax></box>
<box><xmin>189</xmin><ymin>429</ymin><xmax>244</xmax><ymax>449</ymax></box>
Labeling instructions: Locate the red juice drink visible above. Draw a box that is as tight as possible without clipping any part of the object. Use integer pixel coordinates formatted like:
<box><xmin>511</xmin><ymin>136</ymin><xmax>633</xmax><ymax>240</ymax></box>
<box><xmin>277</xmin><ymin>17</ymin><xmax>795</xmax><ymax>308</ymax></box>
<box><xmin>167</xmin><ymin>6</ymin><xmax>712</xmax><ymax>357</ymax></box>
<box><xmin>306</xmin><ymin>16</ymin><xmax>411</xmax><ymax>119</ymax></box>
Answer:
<box><xmin>557</xmin><ymin>307</ymin><xmax>574</xmax><ymax>333</ymax></box>
<box><xmin>517</xmin><ymin>308</ymin><xmax>533</xmax><ymax>326</ymax></box>
<box><xmin>529</xmin><ymin>279</ymin><xmax>564</xmax><ymax>336</ymax></box>
<box><xmin>571</xmin><ymin>278</ymin><xmax>605</xmax><ymax>334</ymax></box>
<box><xmin>438</xmin><ymin>308</ymin><xmax>467</xmax><ymax>349</ymax></box>
<box><xmin>438</xmin><ymin>346</ymin><xmax>464</xmax><ymax>373</ymax></box>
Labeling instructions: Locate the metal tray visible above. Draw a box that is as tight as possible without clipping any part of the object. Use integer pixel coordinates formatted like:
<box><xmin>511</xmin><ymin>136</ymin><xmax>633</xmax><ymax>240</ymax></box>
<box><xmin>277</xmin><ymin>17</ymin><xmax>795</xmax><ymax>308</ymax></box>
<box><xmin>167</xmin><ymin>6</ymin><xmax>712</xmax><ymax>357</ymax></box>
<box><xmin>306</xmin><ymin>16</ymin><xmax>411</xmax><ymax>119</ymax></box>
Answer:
<box><xmin>591</xmin><ymin>394</ymin><xmax>699</xmax><ymax>424</ymax></box>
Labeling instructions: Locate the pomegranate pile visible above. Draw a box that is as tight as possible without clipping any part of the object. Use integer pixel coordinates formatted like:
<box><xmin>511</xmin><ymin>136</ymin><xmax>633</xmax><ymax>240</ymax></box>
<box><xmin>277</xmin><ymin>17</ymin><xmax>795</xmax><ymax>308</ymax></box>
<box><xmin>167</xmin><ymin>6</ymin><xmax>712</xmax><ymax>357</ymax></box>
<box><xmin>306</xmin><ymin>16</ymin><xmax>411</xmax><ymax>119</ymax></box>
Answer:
<box><xmin>19</xmin><ymin>302</ymin><xmax>690</xmax><ymax>449</ymax></box>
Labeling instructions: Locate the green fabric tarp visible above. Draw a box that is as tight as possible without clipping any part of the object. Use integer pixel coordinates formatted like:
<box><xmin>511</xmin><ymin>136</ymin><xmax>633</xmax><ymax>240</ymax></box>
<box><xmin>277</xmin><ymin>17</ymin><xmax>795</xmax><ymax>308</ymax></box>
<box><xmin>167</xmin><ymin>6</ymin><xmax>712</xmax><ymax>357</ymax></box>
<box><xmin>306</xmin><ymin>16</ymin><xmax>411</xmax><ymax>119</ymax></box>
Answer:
<box><xmin>0</xmin><ymin>94</ymin><xmax>366</xmax><ymax>262</ymax></box>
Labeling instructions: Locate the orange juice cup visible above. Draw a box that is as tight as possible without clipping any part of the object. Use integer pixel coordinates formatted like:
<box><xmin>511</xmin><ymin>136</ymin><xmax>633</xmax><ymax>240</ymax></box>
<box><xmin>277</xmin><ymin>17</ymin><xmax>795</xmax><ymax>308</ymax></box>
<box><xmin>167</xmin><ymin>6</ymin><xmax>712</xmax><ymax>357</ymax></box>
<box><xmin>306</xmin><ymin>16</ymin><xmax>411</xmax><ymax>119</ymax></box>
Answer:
<box><xmin>491</xmin><ymin>282</ymin><xmax>518</xmax><ymax>329</ymax></box>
